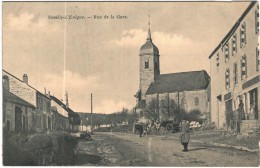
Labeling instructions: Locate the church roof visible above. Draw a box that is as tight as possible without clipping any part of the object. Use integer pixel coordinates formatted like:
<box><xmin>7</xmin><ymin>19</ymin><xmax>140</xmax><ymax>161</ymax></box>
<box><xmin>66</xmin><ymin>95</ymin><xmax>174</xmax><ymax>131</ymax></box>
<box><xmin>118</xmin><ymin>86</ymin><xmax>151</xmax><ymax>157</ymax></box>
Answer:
<box><xmin>140</xmin><ymin>41</ymin><xmax>159</xmax><ymax>55</ymax></box>
<box><xmin>146</xmin><ymin>70</ymin><xmax>210</xmax><ymax>95</ymax></box>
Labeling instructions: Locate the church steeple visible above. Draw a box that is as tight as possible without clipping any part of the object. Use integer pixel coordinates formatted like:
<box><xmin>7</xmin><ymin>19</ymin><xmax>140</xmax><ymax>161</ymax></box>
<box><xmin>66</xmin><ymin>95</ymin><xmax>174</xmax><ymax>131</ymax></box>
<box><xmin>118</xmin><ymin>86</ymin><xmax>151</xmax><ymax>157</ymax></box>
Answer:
<box><xmin>146</xmin><ymin>21</ymin><xmax>152</xmax><ymax>42</ymax></box>
<box><xmin>139</xmin><ymin>16</ymin><xmax>160</xmax><ymax>100</ymax></box>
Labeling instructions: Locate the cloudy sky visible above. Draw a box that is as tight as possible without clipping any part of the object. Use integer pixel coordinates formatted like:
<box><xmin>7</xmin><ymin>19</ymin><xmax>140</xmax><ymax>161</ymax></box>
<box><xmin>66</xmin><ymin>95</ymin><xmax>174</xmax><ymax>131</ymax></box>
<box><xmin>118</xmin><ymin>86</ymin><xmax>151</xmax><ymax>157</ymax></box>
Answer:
<box><xmin>3</xmin><ymin>2</ymin><xmax>250</xmax><ymax>114</ymax></box>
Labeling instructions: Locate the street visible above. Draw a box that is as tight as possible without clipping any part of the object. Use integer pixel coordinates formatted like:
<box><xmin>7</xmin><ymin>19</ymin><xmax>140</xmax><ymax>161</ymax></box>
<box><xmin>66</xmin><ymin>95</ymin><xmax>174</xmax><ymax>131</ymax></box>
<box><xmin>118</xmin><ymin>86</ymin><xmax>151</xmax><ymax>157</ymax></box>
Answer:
<box><xmin>75</xmin><ymin>132</ymin><xmax>259</xmax><ymax>166</ymax></box>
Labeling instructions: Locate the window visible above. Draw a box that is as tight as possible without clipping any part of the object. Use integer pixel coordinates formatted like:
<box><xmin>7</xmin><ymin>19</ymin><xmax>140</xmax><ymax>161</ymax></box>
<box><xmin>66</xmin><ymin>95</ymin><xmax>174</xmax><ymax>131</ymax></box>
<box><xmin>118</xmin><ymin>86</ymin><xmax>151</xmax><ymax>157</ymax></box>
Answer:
<box><xmin>234</xmin><ymin>62</ymin><xmax>238</xmax><ymax>84</ymax></box>
<box><xmin>225</xmin><ymin>68</ymin><xmax>230</xmax><ymax>90</ymax></box>
<box><xmin>37</xmin><ymin>96</ymin><xmax>42</xmax><ymax>110</ymax></box>
<box><xmin>241</xmin><ymin>55</ymin><xmax>247</xmax><ymax>80</ymax></box>
<box><xmin>216</xmin><ymin>53</ymin><xmax>220</xmax><ymax>68</ymax></box>
<box><xmin>3</xmin><ymin>75</ymin><xmax>9</xmax><ymax>90</ymax></box>
<box><xmin>225</xmin><ymin>43</ymin><xmax>229</xmax><ymax>62</ymax></box>
<box><xmin>257</xmin><ymin>47</ymin><xmax>260</xmax><ymax>71</ymax></box>
<box><xmin>145</xmin><ymin>59</ymin><xmax>149</xmax><ymax>69</ymax></box>
<box><xmin>232</xmin><ymin>34</ymin><xmax>237</xmax><ymax>55</ymax></box>
<box><xmin>194</xmin><ymin>97</ymin><xmax>199</xmax><ymax>106</ymax></box>
<box><xmin>46</xmin><ymin>102</ymin><xmax>51</xmax><ymax>112</ymax></box>
<box><xmin>256</xmin><ymin>7</ymin><xmax>259</xmax><ymax>34</ymax></box>
<box><xmin>240</xmin><ymin>22</ymin><xmax>246</xmax><ymax>47</ymax></box>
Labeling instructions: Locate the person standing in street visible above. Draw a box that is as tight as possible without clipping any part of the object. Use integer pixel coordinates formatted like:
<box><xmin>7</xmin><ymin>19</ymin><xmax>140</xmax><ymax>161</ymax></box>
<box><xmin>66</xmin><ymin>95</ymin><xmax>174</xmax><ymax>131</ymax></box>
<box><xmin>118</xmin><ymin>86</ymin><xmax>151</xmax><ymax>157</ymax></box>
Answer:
<box><xmin>180</xmin><ymin>120</ymin><xmax>190</xmax><ymax>152</ymax></box>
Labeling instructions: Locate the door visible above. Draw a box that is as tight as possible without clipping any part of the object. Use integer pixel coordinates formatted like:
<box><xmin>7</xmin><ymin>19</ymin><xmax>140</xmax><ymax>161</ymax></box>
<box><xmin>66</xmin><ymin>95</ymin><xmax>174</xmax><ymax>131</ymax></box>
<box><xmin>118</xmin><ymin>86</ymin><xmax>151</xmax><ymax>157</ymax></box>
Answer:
<box><xmin>225</xmin><ymin>99</ymin><xmax>233</xmax><ymax>127</ymax></box>
<box><xmin>249</xmin><ymin>88</ymin><xmax>258</xmax><ymax>119</ymax></box>
<box><xmin>15</xmin><ymin>106</ymin><xmax>23</xmax><ymax>132</ymax></box>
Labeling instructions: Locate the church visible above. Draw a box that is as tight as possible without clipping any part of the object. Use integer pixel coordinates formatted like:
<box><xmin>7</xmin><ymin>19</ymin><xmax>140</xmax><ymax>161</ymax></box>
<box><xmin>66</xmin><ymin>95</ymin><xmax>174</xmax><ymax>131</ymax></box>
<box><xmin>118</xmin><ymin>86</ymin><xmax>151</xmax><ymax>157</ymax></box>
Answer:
<box><xmin>134</xmin><ymin>25</ymin><xmax>211</xmax><ymax>122</ymax></box>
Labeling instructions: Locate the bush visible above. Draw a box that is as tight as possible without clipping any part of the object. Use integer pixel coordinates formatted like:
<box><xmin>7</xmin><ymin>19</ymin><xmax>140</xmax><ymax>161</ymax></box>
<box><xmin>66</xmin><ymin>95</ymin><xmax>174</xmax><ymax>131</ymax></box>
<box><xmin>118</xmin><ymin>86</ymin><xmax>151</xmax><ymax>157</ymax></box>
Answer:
<box><xmin>3</xmin><ymin>131</ymin><xmax>79</xmax><ymax>166</ymax></box>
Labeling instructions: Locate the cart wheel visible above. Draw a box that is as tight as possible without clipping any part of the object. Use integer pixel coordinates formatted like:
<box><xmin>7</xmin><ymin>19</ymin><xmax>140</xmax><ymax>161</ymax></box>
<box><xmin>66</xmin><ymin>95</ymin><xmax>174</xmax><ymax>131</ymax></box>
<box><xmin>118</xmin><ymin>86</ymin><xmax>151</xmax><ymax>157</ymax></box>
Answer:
<box><xmin>166</xmin><ymin>123</ymin><xmax>173</xmax><ymax>133</ymax></box>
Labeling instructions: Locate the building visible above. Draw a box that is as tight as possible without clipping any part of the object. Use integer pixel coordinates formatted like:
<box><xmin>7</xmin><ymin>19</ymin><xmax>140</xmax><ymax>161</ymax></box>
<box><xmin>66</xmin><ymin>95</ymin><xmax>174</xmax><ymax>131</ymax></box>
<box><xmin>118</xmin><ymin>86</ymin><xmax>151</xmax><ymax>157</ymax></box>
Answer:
<box><xmin>209</xmin><ymin>2</ymin><xmax>259</xmax><ymax>132</ymax></box>
<box><xmin>3</xmin><ymin>82</ymin><xmax>35</xmax><ymax>132</ymax></box>
<box><xmin>50</xmin><ymin>96</ymin><xmax>70</xmax><ymax>131</ymax></box>
<box><xmin>135</xmin><ymin>24</ymin><xmax>210</xmax><ymax>122</ymax></box>
<box><xmin>2</xmin><ymin>70</ymin><xmax>52</xmax><ymax>132</ymax></box>
<box><xmin>50</xmin><ymin>95</ymin><xmax>81</xmax><ymax>132</ymax></box>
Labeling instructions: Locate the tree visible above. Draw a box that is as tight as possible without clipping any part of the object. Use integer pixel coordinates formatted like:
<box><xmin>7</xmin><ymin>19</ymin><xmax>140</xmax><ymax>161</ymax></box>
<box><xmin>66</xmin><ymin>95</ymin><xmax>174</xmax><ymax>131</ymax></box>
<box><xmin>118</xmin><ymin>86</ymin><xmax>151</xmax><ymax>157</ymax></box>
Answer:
<box><xmin>160</xmin><ymin>94</ymin><xmax>179</xmax><ymax>120</ymax></box>
<box><xmin>146</xmin><ymin>98</ymin><xmax>159</xmax><ymax>122</ymax></box>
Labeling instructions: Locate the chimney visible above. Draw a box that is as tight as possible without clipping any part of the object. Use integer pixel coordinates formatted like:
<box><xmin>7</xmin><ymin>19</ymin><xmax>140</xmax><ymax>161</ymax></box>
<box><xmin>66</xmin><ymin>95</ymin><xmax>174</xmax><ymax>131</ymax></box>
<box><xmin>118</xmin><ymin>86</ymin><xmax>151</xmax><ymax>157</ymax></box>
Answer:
<box><xmin>23</xmin><ymin>74</ymin><xmax>28</xmax><ymax>84</ymax></box>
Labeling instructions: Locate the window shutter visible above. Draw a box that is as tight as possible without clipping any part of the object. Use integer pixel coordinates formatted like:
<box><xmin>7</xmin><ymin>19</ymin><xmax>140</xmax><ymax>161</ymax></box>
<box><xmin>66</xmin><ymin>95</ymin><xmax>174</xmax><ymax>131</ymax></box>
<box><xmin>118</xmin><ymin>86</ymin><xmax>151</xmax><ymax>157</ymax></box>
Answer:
<box><xmin>240</xmin><ymin>29</ymin><xmax>242</xmax><ymax>48</ymax></box>
<box><xmin>244</xmin><ymin>22</ymin><xmax>247</xmax><ymax>43</ymax></box>
<box><xmin>257</xmin><ymin>48</ymin><xmax>258</xmax><ymax>71</ymax></box>
<box><xmin>245</xmin><ymin>55</ymin><xmax>247</xmax><ymax>76</ymax></box>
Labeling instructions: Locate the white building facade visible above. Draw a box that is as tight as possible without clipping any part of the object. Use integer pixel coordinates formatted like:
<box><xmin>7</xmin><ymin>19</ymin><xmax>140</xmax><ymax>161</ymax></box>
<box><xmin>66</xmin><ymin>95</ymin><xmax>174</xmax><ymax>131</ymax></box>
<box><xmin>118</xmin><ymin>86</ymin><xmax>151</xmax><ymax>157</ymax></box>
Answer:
<box><xmin>209</xmin><ymin>2</ymin><xmax>259</xmax><ymax>129</ymax></box>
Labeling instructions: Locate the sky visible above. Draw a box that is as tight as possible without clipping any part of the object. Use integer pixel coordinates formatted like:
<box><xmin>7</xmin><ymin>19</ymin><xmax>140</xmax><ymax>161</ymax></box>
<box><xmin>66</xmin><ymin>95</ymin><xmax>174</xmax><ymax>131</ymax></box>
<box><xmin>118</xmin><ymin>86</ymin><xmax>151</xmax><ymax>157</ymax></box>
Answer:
<box><xmin>3</xmin><ymin>1</ymin><xmax>251</xmax><ymax>114</ymax></box>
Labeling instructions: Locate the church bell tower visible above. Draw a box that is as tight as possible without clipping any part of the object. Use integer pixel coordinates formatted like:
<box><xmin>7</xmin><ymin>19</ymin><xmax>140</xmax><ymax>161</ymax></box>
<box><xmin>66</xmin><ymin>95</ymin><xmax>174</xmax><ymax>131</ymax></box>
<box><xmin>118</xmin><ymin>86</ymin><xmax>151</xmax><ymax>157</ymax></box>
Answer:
<box><xmin>139</xmin><ymin>22</ymin><xmax>160</xmax><ymax>100</ymax></box>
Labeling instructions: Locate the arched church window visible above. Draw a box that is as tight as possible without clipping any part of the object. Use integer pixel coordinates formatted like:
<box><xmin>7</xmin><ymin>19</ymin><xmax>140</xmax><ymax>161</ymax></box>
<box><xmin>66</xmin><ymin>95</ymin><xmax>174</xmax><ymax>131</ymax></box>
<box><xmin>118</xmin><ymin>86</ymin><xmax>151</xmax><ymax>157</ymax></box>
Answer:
<box><xmin>195</xmin><ymin>97</ymin><xmax>199</xmax><ymax>106</ymax></box>
<box><xmin>181</xmin><ymin>98</ymin><xmax>186</xmax><ymax>108</ymax></box>
<box><xmin>145</xmin><ymin>59</ymin><xmax>149</xmax><ymax>69</ymax></box>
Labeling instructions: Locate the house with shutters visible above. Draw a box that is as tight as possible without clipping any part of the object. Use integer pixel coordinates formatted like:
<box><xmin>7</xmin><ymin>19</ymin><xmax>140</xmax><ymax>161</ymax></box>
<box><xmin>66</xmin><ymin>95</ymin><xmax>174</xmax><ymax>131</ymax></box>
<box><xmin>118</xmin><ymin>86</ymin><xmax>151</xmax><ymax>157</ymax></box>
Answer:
<box><xmin>208</xmin><ymin>2</ymin><xmax>259</xmax><ymax>134</ymax></box>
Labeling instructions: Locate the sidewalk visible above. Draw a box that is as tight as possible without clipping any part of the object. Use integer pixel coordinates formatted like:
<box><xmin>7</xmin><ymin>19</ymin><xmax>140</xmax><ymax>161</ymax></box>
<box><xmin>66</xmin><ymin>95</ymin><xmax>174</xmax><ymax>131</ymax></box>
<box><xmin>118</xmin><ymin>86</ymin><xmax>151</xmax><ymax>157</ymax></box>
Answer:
<box><xmin>169</xmin><ymin>129</ymin><xmax>259</xmax><ymax>152</ymax></box>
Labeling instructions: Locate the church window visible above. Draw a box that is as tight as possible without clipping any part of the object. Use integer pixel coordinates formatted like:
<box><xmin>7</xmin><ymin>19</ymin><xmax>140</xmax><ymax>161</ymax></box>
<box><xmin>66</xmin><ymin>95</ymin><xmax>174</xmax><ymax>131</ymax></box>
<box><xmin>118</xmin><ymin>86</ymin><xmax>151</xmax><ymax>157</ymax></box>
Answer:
<box><xmin>194</xmin><ymin>97</ymin><xmax>199</xmax><ymax>106</ymax></box>
<box><xmin>145</xmin><ymin>59</ymin><xmax>149</xmax><ymax>69</ymax></box>
<box><xmin>181</xmin><ymin>98</ymin><xmax>187</xmax><ymax>108</ymax></box>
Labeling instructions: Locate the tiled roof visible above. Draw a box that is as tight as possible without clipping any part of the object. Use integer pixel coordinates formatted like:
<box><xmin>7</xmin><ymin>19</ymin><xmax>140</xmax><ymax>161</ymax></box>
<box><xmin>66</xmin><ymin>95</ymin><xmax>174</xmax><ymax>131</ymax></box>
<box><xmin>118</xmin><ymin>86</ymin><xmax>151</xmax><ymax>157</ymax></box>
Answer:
<box><xmin>3</xmin><ymin>89</ymin><xmax>35</xmax><ymax>107</ymax></box>
<box><xmin>146</xmin><ymin>70</ymin><xmax>210</xmax><ymax>95</ymax></box>
<box><xmin>2</xmin><ymin>70</ymin><xmax>50</xmax><ymax>100</ymax></box>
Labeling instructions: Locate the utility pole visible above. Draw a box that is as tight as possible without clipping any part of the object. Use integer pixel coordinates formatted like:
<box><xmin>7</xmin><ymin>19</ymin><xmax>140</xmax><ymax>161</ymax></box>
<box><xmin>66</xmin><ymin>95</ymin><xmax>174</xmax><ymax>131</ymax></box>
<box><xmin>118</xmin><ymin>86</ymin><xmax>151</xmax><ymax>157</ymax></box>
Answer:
<box><xmin>91</xmin><ymin>93</ymin><xmax>93</xmax><ymax>132</ymax></box>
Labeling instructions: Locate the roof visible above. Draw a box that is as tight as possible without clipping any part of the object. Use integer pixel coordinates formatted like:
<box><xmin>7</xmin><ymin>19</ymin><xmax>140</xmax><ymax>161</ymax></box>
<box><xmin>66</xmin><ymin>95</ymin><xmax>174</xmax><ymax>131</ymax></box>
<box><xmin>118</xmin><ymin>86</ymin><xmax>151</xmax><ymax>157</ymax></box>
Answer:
<box><xmin>3</xmin><ymin>88</ymin><xmax>35</xmax><ymax>107</ymax></box>
<box><xmin>140</xmin><ymin>27</ymin><xmax>159</xmax><ymax>55</ymax></box>
<box><xmin>50</xmin><ymin>95</ymin><xmax>80</xmax><ymax>124</ymax></box>
<box><xmin>140</xmin><ymin>41</ymin><xmax>159</xmax><ymax>55</ymax></box>
<box><xmin>146</xmin><ymin>70</ymin><xmax>210</xmax><ymax>95</ymax></box>
<box><xmin>2</xmin><ymin>70</ymin><xmax>51</xmax><ymax>100</ymax></box>
<box><xmin>208</xmin><ymin>1</ymin><xmax>257</xmax><ymax>59</ymax></box>
<box><xmin>50</xmin><ymin>95</ymin><xmax>73</xmax><ymax>113</ymax></box>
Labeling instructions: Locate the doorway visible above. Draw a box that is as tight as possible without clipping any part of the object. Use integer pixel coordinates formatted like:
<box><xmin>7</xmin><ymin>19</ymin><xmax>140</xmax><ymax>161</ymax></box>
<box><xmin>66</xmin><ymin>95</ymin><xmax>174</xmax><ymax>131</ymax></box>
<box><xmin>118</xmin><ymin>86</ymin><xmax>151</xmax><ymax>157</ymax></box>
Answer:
<box><xmin>225</xmin><ymin>99</ymin><xmax>233</xmax><ymax>128</ymax></box>
<box><xmin>15</xmin><ymin>106</ymin><xmax>22</xmax><ymax>132</ymax></box>
<box><xmin>249</xmin><ymin>88</ymin><xmax>258</xmax><ymax>119</ymax></box>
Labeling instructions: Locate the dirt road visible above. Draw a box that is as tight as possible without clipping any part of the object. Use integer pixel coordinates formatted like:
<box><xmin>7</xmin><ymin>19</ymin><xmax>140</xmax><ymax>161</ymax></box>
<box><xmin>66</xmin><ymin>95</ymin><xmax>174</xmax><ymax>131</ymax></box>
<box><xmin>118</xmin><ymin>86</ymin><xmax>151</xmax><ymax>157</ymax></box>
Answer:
<box><xmin>75</xmin><ymin>132</ymin><xmax>259</xmax><ymax>166</ymax></box>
